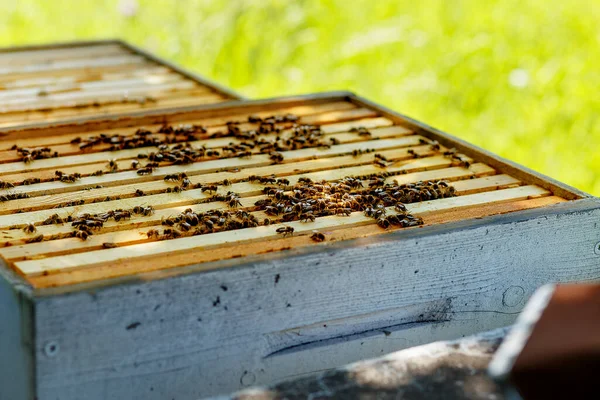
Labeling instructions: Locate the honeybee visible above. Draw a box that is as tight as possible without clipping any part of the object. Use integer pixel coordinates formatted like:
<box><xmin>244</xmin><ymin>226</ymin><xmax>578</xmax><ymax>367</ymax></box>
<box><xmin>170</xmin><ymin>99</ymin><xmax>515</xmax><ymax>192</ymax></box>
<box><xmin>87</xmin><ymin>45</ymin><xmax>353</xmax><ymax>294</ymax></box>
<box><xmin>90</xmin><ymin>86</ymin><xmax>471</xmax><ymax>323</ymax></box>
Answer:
<box><xmin>146</xmin><ymin>229</ymin><xmax>160</xmax><ymax>239</ymax></box>
<box><xmin>201</xmin><ymin>185</ymin><xmax>218</xmax><ymax>193</ymax></box>
<box><xmin>310</xmin><ymin>231</ymin><xmax>325</xmax><ymax>242</ymax></box>
<box><xmin>75</xmin><ymin>230</ymin><xmax>89</xmax><ymax>240</ymax></box>
<box><xmin>276</xmin><ymin>226</ymin><xmax>294</xmax><ymax>237</ymax></box>
<box><xmin>42</xmin><ymin>214</ymin><xmax>63</xmax><ymax>225</ymax></box>
<box><xmin>102</xmin><ymin>242</ymin><xmax>118</xmax><ymax>248</ymax></box>
<box><xmin>106</xmin><ymin>159</ymin><xmax>118</xmax><ymax>172</ymax></box>
<box><xmin>137</xmin><ymin>167</ymin><xmax>154</xmax><ymax>175</ymax></box>
<box><xmin>22</xmin><ymin>223</ymin><xmax>36</xmax><ymax>234</ymax></box>
<box><xmin>22</xmin><ymin>178</ymin><xmax>40</xmax><ymax>185</ymax></box>
<box><xmin>162</xmin><ymin>228</ymin><xmax>182</xmax><ymax>239</ymax></box>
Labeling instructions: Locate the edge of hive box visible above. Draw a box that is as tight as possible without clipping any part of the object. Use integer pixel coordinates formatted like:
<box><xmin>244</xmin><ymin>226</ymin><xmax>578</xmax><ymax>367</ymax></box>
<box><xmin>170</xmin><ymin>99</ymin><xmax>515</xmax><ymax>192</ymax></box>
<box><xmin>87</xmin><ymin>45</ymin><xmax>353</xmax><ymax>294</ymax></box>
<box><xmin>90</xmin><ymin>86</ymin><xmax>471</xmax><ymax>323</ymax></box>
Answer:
<box><xmin>28</xmin><ymin>195</ymin><xmax>600</xmax><ymax>398</ymax></box>
<box><xmin>30</xmin><ymin>195</ymin><xmax>600</xmax><ymax>298</ymax></box>
<box><xmin>0</xmin><ymin>262</ymin><xmax>36</xmax><ymax>400</ymax></box>
<box><xmin>347</xmin><ymin>93</ymin><xmax>590</xmax><ymax>201</ymax></box>
<box><xmin>0</xmin><ymin>38</ymin><xmax>123</xmax><ymax>53</ymax></box>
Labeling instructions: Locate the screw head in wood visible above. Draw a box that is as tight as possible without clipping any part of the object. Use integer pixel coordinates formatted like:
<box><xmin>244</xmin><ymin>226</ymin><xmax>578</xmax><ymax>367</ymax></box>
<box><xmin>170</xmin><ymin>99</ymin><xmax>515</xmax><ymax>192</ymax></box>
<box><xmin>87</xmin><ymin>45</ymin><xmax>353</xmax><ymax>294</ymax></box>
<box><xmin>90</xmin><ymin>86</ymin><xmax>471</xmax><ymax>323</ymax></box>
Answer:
<box><xmin>44</xmin><ymin>341</ymin><xmax>60</xmax><ymax>357</ymax></box>
<box><xmin>240</xmin><ymin>370</ymin><xmax>256</xmax><ymax>386</ymax></box>
<box><xmin>595</xmin><ymin>242</ymin><xmax>600</xmax><ymax>255</ymax></box>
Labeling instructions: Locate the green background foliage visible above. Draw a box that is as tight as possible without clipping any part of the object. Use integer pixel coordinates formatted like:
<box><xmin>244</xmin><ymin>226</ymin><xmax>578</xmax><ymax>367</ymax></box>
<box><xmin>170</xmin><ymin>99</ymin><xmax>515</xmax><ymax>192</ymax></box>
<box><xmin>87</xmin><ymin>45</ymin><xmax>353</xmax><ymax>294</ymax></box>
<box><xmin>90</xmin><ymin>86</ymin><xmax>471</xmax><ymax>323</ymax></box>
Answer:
<box><xmin>1</xmin><ymin>0</ymin><xmax>598</xmax><ymax>193</ymax></box>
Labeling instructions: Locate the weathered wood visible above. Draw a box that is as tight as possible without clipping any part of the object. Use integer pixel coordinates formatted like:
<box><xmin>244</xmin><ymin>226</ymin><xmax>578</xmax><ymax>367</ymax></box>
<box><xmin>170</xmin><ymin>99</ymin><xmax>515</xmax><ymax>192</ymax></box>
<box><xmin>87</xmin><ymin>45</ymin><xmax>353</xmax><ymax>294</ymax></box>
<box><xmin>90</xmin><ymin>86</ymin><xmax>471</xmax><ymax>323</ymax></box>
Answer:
<box><xmin>28</xmin><ymin>195</ymin><xmax>568</xmax><ymax>289</ymax></box>
<box><xmin>0</xmin><ymin>100</ymin><xmax>357</xmax><ymax>150</ymax></box>
<box><xmin>30</xmin><ymin>198</ymin><xmax>600</xmax><ymax>399</ymax></box>
<box><xmin>0</xmin><ymin>267</ymin><xmax>34</xmax><ymax>400</ymax></box>
<box><xmin>12</xmin><ymin>185</ymin><xmax>547</xmax><ymax>274</ymax></box>
<box><xmin>0</xmin><ymin>39</ymin><xmax>242</xmax><ymax>129</ymax></box>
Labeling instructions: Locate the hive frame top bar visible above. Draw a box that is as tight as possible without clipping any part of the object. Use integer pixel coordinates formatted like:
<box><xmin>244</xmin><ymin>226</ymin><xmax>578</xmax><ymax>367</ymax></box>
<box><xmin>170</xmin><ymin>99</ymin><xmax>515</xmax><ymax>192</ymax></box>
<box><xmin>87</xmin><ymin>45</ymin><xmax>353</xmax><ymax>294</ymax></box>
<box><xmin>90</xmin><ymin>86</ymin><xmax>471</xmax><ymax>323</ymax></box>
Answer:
<box><xmin>0</xmin><ymin>38</ymin><xmax>244</xmax><ymax>130</ymax></box>
<box><xmin>0</xmin><ymin>91</ymin><xmax>592</xmax><ymax>297</ymax></box>
<box><xmin>0</xmin><ymin>90</ymin><xmax>587</xmax><ymax>200</ymax></box>
<box><xmin>0</xmin><ymin>38</ymin><xmax>244</xmax><ymax>101</ymax></box>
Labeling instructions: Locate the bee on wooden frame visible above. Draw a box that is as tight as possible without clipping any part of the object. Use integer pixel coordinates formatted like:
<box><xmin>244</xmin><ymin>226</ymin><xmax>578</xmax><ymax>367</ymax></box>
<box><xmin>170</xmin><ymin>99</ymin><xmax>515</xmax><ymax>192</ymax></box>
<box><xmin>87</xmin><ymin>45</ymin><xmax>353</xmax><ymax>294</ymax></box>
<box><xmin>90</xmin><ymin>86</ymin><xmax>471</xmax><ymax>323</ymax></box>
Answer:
<box><xmin>276</xmin><ymin>226</ymin><xmax>294</xmax><ymax>237</ymax></box>
<box><xmin>75</xmin><ymin>230</ymin><xmax>89</xmax><ymax>241</ymax></box>
<box><xmin>106</xmin><ymin>159</ymin><xmax>118</xmax><ymax>172</ymax></box>
<box><xmin>310</xmin><ymin>231</ymin><xmax>325</xmax><ymax>242</ymax></box>
<box><xmin>137</xmin><ymin>167</ymin><xmax>154</xmax><ymax>175</ymax></box>
<box><xmin>147</xmin><ymin>229</ymin><xmax>160</xmax><ymax>239</ymax></box>
<box><xmin>22</xmin><ymin>223</ymin><xmax>36</xmax><ymax>234</ymax></box>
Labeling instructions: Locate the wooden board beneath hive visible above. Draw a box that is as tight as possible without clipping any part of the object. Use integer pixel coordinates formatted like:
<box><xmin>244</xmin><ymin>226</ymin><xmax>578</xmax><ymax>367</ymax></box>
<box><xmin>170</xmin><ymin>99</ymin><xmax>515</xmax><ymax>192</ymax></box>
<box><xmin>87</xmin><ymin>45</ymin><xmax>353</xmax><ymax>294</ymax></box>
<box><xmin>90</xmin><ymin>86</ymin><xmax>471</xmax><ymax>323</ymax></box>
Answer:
<box><xmin>1</xmin><ymin>92</ymin><xmax>599</xmax><ymax>400</ymax></box>
<box><xmin>0</xmin><ymin>39</ymin><xmax>241</xmax><ymax>129</ymax></box>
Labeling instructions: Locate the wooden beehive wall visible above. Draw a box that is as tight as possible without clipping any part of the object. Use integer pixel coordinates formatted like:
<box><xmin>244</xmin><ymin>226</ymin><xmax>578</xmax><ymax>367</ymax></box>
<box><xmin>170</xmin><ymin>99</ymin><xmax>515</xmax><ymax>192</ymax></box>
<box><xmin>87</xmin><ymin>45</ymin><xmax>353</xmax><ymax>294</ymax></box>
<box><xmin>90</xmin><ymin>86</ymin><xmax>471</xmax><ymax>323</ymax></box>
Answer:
<box><xmin>0</xmin><ymin>93</ymin><xmax>580</xmax><ymax>289</ymax></box>
<box><xmin>0</xmin><ymin>40</ymin><xmax>241</xmax><ymax>129</ymax></box>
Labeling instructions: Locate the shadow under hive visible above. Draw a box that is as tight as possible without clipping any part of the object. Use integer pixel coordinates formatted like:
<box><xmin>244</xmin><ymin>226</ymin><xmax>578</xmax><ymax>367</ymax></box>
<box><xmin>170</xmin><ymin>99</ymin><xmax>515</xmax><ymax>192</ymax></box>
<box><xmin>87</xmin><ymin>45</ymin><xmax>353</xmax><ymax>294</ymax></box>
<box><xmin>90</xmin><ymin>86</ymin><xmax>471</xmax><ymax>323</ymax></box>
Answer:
<box><xmin>1</xmin><ymin>92</ymin><xmax>599</xmax><ymax>400</ymax></box>
<box><xmin>0</xmin><ymin>39</ymin><xmax>241</xmax><ymax>129</ymax></box>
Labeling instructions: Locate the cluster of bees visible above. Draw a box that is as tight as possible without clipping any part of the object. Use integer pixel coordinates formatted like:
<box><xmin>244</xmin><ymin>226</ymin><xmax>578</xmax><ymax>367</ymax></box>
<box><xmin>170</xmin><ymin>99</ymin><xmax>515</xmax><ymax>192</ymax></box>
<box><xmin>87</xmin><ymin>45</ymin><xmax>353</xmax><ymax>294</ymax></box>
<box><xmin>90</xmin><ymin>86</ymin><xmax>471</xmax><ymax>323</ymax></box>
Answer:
<box><xmin>72</xmin><ymin>124</ymin><xmax>202</xmax><ymax>152</ymax></box>
<box><xmin>6</xmin><ymin>113</ymin><xmax>343</xmax><ymax>194</ymax></box>
<box><xmin>24</xmin><ymin>206</ymin><xmax>155</xmax><ymax>242</ymax></box>
<box><xmin>208</xmin><ymin>191</ymin><xmax>242</xmax><ymax>208</ymax></box>
<box><xmin>0</xmin><ymin>191</ymin><xmax>29</xmax><ymax>202</ymax></box>
<box><xmin>12</xmin><ymin>145</ymin><xmax>59</xmax><ymax>163</ymax></box>
<box><xmin>54</xmin><ymin>170</ymin><xmax>81</xmax><ymax>183</ymax></box>
<box><xmin>256</xmin><ymin>175</ymin><xmax>456</xmax><ymax>236</ymax></box>
<box><xmin>9</xmin><ymin>110</ymin><xmax>462</xmax><ymax>249</ymax></box>
<box><xmin>70</xmin><ymin>206</ymin><xmax>155</xmax><ymax>240</ymax></box>
<box><xmin>350</xmin><ymin>126</ymin><xmax>372</xmax><ymax>137</ymax></box>
<box><xmin>149</xmin><ymin>208</ymin><xmax>262</xmax><ymax>240</ymax></box>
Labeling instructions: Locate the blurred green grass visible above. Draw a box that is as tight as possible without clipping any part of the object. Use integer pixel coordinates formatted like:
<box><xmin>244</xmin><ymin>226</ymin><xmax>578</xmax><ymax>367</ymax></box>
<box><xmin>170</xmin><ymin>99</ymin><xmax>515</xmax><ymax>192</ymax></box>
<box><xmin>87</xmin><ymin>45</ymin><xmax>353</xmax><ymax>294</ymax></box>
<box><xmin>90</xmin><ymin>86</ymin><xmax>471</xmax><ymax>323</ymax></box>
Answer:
<box><xmin>1</xmin><ymin>0</ymin><xmax>599</xmax><ymax>194</ymax></box>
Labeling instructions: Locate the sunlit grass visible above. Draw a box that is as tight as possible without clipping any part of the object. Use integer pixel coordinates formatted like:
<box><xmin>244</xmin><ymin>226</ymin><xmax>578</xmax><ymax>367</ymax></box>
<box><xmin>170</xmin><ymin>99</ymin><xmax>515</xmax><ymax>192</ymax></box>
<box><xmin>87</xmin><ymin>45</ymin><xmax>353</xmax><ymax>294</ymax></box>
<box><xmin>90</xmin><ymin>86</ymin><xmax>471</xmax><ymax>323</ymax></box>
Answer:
<box><xmin>1</xmin><ymin>0</ymin><xmax>599</xmax><ymax>193</ymax></box>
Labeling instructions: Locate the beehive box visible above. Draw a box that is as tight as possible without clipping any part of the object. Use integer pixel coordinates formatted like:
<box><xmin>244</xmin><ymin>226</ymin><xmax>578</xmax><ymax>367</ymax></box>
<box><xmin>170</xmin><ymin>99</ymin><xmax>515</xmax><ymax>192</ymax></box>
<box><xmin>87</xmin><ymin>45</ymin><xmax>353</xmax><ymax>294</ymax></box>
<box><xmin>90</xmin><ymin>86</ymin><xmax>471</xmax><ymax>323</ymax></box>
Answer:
<box><xmin>0</xmin><ymin>39</ymin><xmax>241</xmax><ymax>129</ymax></box>
<box><xmin>1</xmin><ymin>92</ymin><xmax>599</xmax><ymax>400</ymax></box>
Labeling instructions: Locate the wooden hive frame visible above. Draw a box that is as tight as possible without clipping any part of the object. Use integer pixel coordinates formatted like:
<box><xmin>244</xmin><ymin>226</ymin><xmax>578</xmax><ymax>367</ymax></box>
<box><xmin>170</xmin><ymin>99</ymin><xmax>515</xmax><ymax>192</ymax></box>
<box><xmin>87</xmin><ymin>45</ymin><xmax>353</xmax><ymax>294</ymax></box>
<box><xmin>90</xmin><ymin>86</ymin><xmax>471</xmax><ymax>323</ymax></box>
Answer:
<box><xmin>0</xmin><ymin>92</ymin><xmax>599</xmax><ymax>400</ymax></box>
<box><xmin>0</xmin><ymin>39</ymin><xmax>243</xmax><ymax>129</ymax></box>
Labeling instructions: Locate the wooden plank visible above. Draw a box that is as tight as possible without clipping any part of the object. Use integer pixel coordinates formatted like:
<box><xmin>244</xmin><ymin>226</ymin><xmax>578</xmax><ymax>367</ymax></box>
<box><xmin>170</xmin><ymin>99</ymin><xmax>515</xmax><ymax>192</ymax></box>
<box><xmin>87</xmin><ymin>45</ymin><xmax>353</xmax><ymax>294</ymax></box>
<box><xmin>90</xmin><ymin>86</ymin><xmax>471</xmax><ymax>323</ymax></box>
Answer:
<box><xmin>0</xmin><ymin>114</ymin><xmax>398</xmax><ymax>180</ymax></box>
<box><xmin>0</xmin><ymin>43</ymin><xmax>129</xmax><ymax>64</ymax></box>
<box><xmin>451</xmin><ymin>174</ymin><xmax>519</xmax><ymax>195</ymax></box>
<box><xmin>28</xmin><ymin>196</ymin><xmax>567</xmax><ymax>289</ymax></box>
<box><xmin>0</xmin><ymin>61</ymin><xmax>157</xmax><ymax>85</ymax></box>
<box><xmin>0</xmin><ymin>161</ymin><xmax>487</xmax><ymax>235</ymax></box>
<box><xmin>13</xmin><ymin>185</ymin><xmax>549</xmax><ymax>276</ymax></box>
<box><xmin>0</xmin><ymin>100</ymin><xmax>360</xmax><ymax>149</ymax></box>
<box><xmin>0</xmin><ymin>146</ymin><xmax>458</xmax><ymax>219</ymax></box>
<box><xmin>0</xmin><ymin>55</ymin><xmax>148</xmax><ymax>76</ymax></box>
<box><xmin>0</xmin><ymin>93</ymin><xmax>229</xmax><ymax>129</ymax></box>
<box><xmin>0</xmin><ymin>66</ymin><xmax>171</xmax><ymax>90</ymax></box>
<box><xmin>0</xmin><ymin>141</ymin><xmax>432</xmax><ymax>214</ymax></box>
<box><xmin>0</xmin><ymin>80</ymin><xmax>199</xmax><ymax>113</ymax></box>
<box><xmin>0</xmin><ymin>172</ymin><xmax>517</xmax><ymax>261</ymax></box>
<box><xmin>0</xmin><ymin>124</ymin><xmax>410</xmax><ymax>180</ymax></box>
<box><xmin>0</xmin><ymin>72</ymin><xmax>190</xmax><ymax>100</ymax></box>
<box><xmin>0</xmin><ymin>145</ymin><xmax>440</xmax><ymax>206</ymax></box>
